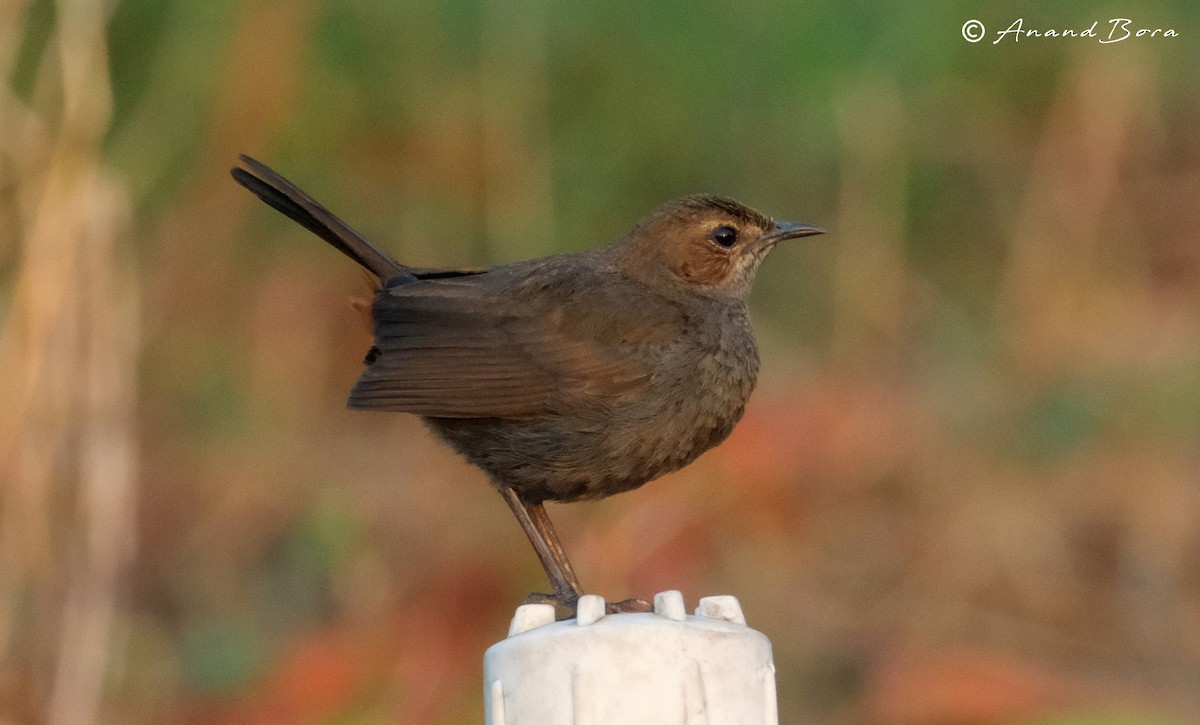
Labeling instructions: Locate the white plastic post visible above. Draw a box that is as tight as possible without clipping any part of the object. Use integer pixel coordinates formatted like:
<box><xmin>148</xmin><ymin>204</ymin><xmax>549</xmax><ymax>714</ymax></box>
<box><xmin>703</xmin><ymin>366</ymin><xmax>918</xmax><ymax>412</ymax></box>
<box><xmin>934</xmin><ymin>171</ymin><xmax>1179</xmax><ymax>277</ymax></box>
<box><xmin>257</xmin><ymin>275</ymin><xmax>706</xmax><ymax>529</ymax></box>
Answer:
<box><xmin>484</xmin><ymin>590</ymin><xmax>778</xmax><ymax>724</ymax></box>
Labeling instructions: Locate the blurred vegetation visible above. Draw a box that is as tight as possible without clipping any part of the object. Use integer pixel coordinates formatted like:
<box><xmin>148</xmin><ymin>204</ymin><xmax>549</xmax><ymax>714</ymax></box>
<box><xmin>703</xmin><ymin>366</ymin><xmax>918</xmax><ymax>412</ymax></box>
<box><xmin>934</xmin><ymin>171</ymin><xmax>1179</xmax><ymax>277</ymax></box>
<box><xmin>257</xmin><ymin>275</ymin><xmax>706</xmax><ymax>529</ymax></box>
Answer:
<box><xmin>2</xmin><ymin>0</ymin><xmax>1199</xmax><ymax>723</ymax></box>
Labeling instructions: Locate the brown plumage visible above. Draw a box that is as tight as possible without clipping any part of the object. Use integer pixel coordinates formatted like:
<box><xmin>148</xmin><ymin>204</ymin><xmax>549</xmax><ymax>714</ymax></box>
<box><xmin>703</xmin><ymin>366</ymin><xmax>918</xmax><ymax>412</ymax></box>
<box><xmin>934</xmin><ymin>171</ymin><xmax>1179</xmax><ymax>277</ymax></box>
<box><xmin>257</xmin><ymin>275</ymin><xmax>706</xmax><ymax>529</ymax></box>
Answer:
<box><xmin>231</xmin><ymin>155</ymin><xmax>823</xmax><ymax>611</ymax></box>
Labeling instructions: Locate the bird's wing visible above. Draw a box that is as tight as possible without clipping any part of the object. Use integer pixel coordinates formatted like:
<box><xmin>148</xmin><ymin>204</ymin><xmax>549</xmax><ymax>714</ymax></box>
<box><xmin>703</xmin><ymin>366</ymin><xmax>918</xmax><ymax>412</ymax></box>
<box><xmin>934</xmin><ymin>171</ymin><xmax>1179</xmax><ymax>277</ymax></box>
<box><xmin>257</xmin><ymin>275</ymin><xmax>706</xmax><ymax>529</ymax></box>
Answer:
<box><xmin>348</xmin><ymin>264</ymin><xmax>674</xmax><ymax>418</ymax></box>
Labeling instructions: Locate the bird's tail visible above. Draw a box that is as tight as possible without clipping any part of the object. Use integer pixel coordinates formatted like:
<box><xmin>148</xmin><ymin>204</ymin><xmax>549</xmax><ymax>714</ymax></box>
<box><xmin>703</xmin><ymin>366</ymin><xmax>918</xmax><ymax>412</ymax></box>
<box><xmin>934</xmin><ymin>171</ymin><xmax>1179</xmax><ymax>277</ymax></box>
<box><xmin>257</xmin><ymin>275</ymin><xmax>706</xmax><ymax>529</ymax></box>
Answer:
<box><xmin>231</xmin><ymin>155</ymin><xmax>416</xmax><ymax>284</ymax></box>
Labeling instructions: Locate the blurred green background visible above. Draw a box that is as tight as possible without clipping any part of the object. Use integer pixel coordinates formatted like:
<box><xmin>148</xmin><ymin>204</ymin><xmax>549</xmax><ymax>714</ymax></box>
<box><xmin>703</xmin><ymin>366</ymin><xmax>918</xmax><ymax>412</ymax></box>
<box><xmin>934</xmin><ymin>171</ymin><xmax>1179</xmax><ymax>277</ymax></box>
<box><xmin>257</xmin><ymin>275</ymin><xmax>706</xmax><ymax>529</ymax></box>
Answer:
<box><xmin>3</xmin><ymin>0</ymin><xmax>1199</xmax><ymax>723</ymax></box>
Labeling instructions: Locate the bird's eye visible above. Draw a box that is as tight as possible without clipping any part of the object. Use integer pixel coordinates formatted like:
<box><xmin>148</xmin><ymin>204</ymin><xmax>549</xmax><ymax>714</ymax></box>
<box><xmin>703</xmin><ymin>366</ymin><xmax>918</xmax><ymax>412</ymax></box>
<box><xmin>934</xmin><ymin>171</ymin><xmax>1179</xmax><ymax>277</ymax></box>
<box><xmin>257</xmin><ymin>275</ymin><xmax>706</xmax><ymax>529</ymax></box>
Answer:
<box><xmin>710</xmin><ymin>225</ymin><xmax>738</xmax><ymax>248</ymax></box>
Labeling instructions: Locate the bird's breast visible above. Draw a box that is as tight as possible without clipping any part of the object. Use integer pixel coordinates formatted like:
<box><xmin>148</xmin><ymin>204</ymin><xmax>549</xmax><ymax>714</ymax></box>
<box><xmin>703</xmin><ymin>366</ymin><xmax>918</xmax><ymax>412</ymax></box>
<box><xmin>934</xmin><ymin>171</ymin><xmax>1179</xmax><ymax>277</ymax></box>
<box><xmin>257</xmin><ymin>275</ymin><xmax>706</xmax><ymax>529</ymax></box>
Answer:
<box><xmin>609</xmin><ymin>305</ymin><xmax>760</xmax><ymax>479</ymax></box>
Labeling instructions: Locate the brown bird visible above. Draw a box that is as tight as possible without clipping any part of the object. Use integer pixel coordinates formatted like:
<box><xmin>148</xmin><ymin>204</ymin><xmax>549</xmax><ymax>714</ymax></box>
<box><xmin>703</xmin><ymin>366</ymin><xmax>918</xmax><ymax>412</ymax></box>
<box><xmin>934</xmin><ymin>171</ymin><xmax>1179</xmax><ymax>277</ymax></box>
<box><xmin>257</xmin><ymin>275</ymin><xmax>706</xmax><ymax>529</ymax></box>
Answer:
<box><xmin>231</xmin><ymin>155</ymin><xmax>823</xmax><ymax>612</ymax></box>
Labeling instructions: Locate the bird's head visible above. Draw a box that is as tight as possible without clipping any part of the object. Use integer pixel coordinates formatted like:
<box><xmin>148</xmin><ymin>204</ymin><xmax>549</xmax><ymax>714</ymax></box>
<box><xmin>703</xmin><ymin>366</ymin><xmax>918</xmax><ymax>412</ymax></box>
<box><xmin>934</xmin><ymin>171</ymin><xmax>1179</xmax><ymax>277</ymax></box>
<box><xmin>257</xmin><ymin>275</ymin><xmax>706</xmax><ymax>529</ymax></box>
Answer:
<box><xmin>618</xmin><ymin>195</ymin><xmax>824</xmax><ymax>299</ymax></box>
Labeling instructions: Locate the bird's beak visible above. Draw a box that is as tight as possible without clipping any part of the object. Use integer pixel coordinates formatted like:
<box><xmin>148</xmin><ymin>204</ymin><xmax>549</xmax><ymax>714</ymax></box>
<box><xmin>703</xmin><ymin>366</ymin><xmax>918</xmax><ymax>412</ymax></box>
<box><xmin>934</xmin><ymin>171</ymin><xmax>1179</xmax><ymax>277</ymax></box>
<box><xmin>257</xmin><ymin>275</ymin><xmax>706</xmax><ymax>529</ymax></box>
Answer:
<box><xmin>763</xmin><ymin>220</ymin><xmax>826</xmax><ymax>244</ymax></box>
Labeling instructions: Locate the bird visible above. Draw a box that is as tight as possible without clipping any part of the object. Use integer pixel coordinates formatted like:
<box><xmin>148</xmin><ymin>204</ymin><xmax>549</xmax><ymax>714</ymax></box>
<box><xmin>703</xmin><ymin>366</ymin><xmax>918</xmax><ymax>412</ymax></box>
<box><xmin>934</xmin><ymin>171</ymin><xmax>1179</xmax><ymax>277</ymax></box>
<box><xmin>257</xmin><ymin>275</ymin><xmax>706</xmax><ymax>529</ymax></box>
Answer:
<box><xmin>231</xmin><ymin>154</ymin><xmax>824</xmax><ymax>613</ymax></box>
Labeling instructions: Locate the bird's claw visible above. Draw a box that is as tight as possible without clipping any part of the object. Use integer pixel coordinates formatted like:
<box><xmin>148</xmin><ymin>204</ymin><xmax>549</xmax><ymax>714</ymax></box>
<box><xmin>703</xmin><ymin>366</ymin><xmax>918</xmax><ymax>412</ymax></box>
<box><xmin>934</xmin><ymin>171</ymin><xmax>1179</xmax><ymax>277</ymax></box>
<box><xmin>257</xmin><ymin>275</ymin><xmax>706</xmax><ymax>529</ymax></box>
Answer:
<box><xmin>605</xmin><ymin>597</ymin><xmax>653</xmax><ymax>614</ymax></box>
<box><xmin>523</xmin><ymin>591</ymin><xmax>575</xmax><ymax>607</ymax></box>
<box><xmin>521</xmin><ymin>592</ymin><xmax>653</xmax><ymax>617</ymax></box>
<box><xmin>522</xmin><ymin>591</ymin><xmax>578</xmax><ymax>614</ymax></box>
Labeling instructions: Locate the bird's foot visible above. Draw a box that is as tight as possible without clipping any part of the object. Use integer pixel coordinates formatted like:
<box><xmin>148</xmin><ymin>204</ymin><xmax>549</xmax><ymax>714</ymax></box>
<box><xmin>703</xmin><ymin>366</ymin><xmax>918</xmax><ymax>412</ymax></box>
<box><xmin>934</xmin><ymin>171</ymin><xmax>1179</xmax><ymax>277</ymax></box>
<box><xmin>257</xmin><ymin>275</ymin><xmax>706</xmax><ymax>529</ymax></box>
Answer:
<box><xmin>520</xmin><ymin>592</ymin><xmax>653</xmax><ymax>617</ymax></box>
<box><xmin>522</xmin><ymin>591</ymin><xmax>578</xmax><ymax>612</ymax></box>
<box><xmin>605</xmin><ymin>597</ymin><xmax>653</xmax><ymax>614</ymax></box>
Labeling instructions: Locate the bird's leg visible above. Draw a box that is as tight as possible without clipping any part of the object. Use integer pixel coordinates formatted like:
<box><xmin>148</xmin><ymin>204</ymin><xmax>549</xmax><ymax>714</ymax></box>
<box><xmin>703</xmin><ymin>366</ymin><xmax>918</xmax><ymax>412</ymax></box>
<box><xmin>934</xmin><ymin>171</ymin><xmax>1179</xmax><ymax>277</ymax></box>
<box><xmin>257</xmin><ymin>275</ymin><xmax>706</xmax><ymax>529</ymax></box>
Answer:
<box><xmin>526</xmin><ymin>499</ymin><xmax>584</xmax><ymax>596</ymax></box>
<box><xmin>498</xmin><ymin>485</ymin><xmax>583</xmax><ymax>609</ymax></box>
